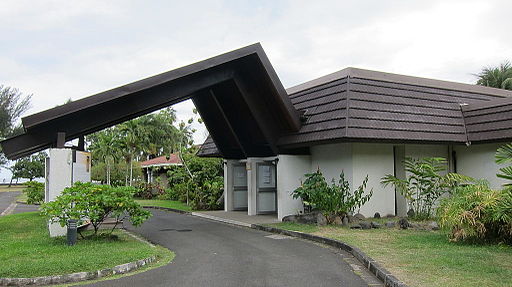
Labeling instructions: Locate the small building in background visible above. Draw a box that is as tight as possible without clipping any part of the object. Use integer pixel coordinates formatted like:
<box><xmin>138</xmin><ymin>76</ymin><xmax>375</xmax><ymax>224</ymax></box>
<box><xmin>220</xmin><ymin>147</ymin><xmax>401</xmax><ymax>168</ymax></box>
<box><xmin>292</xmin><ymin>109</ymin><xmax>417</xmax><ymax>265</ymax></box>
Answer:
<box><xmin>141</xmin><ymin>153</ymin><xmax>182</xmax><ymax>188</ymax></box>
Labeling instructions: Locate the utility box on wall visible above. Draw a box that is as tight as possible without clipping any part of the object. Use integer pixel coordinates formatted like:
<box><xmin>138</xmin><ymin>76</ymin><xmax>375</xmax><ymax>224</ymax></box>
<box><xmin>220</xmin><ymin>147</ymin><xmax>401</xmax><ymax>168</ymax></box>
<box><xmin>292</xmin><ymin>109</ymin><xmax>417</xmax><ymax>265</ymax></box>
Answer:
<box><xmin>45</xmin><ymin>148</ymin><xmax>91</xmax><ymax>237</ymax></box>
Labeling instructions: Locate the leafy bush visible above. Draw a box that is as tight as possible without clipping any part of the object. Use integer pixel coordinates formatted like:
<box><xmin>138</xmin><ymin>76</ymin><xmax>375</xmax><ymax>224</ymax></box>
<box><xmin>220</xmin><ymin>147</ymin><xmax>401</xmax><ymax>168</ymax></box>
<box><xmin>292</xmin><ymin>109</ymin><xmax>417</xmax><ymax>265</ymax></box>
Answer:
<box><xmin>437</xmin><ymin>182</ymin><xmax>512</xmax><ymax>243</ymax></box>
<box><xmin>135</xmin><ymin>182</ymin><xmax>164</xmax><ymax>199</ymax></box>
<box><xmin>164</xmin><ymin>154</ymin><xmax>224</xmax><ymax>210</ymax></box>
<box><xmin>381</xmin><ymin>157</ymin><xmax>471</xmax><ymax>220</ymax></box>
<box><xmin>23</xmin><ymin>181</ymin><xmax>44</xmax><ymax>204</ymax></box>
<box><xmin>41</xmin><ymin>182</ymin><xmax>151</xmax><ymax>235</ymax></box>
<box><xmin>292</xmin><ymin>169</ymin><xmax>373</xmax><ymax>223</ymax></box>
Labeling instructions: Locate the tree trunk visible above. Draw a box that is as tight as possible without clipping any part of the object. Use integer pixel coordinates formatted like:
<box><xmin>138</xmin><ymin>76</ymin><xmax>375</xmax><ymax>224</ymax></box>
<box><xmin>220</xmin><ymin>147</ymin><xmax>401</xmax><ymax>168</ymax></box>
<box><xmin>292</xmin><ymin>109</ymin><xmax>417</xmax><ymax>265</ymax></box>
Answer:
<box><xmin>106</xmin><ymin>162</ymin><xmax>111</xmax><ymax>185</ymax></box>
<box><xmin>129</xmin><ymin>160</ymin><xmax>133</xmax><ymax>186</ymax></box>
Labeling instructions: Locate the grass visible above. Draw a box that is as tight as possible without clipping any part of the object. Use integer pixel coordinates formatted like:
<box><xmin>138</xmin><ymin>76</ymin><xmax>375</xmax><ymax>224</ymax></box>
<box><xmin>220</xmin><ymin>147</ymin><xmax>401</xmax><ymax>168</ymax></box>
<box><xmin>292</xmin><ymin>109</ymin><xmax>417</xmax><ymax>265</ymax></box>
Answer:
<box><xmin>0</xmin><ymin>212</ymin><xmax>174</xmax><ymax>278</ymax></box>
<box><xmin>270</xmin><ymin>222</ymin><xmax>512</xmax><ymax>287</ymax></box>
<box><xmin>135</xmin><ymin>199</ymin><xmax>192</xmax><ymax>212</ymax></box>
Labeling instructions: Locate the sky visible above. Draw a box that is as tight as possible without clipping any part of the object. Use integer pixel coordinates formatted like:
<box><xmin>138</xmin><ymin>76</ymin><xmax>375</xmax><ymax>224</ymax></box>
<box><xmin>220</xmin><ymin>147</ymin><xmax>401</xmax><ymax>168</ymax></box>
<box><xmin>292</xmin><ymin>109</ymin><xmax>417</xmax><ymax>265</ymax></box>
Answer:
<box><xmin>1</xmin><ymin>0</ymin><xmax>511</xmax><ymax>180</ymax></box>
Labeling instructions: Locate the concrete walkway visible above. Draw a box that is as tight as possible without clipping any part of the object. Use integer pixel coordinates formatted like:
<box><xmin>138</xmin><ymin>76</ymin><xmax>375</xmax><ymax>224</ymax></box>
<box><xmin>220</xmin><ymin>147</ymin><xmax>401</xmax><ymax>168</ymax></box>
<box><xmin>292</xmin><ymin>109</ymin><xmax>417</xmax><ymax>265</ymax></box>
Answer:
<box><xmin>86</xmin><ymin>209</ymin><xmax>372</xmax><ymax>287</ymax></box>
<box><xmin>193</xmin><ymin>210</ymin><xmax>280</xmax><ymax>227</ymax></box>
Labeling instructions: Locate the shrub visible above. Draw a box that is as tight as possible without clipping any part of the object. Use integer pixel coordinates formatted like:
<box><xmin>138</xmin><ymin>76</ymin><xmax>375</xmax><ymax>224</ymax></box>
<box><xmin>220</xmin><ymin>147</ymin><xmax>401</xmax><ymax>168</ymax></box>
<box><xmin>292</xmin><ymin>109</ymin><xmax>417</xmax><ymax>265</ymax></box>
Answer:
<box><xmin>496</xmin><ymin>143</ymin><xmax>512</xmax><ymax>186</ymax></box>
<box><xmin>292</xmin><ymin>169</ymin><xmax>373</xmax><ymax>223</ymax></box>
<box><xmin>23</xmin><ymin>181</ymin><xmax>44</xmax><ymax>204</ymax></box>
<box><xmin>381</xmin><ymin>157</ymin><xmax>471</xmax><ymax>220</ymax></box>
<box><xmin>437</xmin><ymin>182</ymin><xmax>512</xmax><ymax>243</ymax></box>
<box><xmin>135</xmin><ymin>182</ymin><xmax>164</xmax><ymax>199</ymax></box>
<box><xmin>41</xmin><ymin>182</ymin><xmax>152</xmax><ymax>236</ymax></box>
<box><xmin>189</xmin><ymin>176</ymin><xmax>224</xmax><ymax>210</ymax></box>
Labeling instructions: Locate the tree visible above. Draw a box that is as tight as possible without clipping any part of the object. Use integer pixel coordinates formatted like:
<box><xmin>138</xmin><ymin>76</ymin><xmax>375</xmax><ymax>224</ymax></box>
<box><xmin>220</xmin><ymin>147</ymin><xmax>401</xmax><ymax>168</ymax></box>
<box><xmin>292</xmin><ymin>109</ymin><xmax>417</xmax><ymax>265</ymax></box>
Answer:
<box><xmin>41</xmin><ymin>182</ymin><xmax>152</xmax><ymax>236</ymax></box>
<box><xmin>88</xmin><ymin>129</ymin><xmax>121</xmax><ymax>185</ymax></box>
<box><xmin>0</xmin><ymin>85</ymin><xmax>32</xmax><ymax>166</ymax></box>
<box><xmin>11</xmin><ymin>152</ymin><xmax>46</xmax><ymax>182</ymax></box>
<box><xmin>475</xmin><ymin>61</ymin><xmax>512</xmax><ymax>90</ymax></box>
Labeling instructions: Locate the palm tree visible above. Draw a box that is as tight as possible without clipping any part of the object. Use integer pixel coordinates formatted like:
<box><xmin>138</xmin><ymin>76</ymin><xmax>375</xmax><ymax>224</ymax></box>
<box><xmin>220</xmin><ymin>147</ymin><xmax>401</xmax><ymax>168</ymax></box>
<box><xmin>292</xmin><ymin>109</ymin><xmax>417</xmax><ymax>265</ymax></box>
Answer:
<box><xmin>475</xmin><ymin>61</ymin><xmax>512</xmax><ymax>90</ymax></box>
<box><xmin>89</xmin><ymin>129</ymin><xmax>120</xmax><ymax>185</ymax></box>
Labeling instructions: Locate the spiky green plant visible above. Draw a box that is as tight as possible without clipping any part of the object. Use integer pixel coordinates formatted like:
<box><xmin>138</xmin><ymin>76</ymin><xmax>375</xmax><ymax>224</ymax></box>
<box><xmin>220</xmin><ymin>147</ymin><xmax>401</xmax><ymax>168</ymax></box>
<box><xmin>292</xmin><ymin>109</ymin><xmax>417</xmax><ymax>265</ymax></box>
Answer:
<box><xmin>381</xmin><ymin>157</ymin><xmax>472</xmax><ymax>219</ymax></box>
<box><xmin>496</xmin><ymin>143</ymin><xmax>512</xmax><ymax>185</ymax></box>
<box><xmin>475</xmin><ymin>61</ymin><xmax>512</xmax><ymax>90</ymax></box>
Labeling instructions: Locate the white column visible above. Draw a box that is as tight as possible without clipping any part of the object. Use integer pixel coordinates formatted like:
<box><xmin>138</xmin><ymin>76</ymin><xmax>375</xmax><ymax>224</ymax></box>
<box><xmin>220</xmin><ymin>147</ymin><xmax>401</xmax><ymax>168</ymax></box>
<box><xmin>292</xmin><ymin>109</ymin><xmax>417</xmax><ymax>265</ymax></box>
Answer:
<box><xmin>224</xmin><ymin>160</ymin><xmax>234</xmax><ymax>211</ymax></box>
<box><xmin>247</xmin><ymin>159</ymin><xmax>257</xmax><ymax>216</ymax></box>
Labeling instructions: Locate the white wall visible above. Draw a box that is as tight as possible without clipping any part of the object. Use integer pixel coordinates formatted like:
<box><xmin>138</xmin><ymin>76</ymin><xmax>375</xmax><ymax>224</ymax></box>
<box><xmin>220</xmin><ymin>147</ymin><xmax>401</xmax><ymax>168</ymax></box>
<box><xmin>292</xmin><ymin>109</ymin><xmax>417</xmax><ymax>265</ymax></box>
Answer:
<box><xmin>310</xmin><ymin>143</ymin><xmax>353</xmax><ymax>184</ymax></box>
<box><xmin>454</xmin><ymin>143</ymin><xmax>506</xmax><ymax>189</ymax></box>
<box><xmin>352</xmin><ymin>143</ymin><xmax>395</xmax><ymax>217</ymax></box>
<box><xmin>276</xmin><ymin>154</ymin><xmax>311</xmax><ymax>220</ymax></box>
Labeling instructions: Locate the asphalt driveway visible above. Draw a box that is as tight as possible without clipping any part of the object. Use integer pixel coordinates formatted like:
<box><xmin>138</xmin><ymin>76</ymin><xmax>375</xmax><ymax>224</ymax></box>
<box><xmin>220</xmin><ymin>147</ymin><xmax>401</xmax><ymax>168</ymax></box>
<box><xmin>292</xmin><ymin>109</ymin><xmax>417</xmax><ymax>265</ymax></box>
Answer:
<box><xmin>87</xmin><ymin>209</ymin><xmax>369</xmax><ymax>287</ymax></box>
<box><xmin>0</xmin><ymin>191</ymin><xmax>39</xmax><ymax>215</ymax></box>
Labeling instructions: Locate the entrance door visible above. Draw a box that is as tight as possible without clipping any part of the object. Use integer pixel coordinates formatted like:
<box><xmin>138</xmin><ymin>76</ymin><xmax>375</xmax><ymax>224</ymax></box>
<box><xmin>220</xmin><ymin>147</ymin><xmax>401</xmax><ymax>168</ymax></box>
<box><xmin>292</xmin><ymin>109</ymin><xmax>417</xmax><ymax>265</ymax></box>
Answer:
<box><xmin>256</xmin><ymin>162</ymin><xmax>277</xmax><ymax>214</ymax></box>
<box><xmin>233</xmin><ymin>164</ymin><xmax>248</xmax><ymax>210</ymax></box>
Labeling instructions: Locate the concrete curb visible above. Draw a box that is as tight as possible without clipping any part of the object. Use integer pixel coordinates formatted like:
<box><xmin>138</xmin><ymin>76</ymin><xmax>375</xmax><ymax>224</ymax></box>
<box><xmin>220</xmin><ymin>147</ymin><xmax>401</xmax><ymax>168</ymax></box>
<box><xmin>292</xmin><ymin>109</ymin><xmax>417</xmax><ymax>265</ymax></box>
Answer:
<box><xmin>252</xmin><ymin>224</ymin><xmax>409</xmax><ymax>287</ymax></box>
<box><xmin>141</xmin><ymin>205</ymin><xmax>191</xmax><ymax>214</ymax></box>
<box><xmin>190</xmin><ymin>212</ymin><xmax>252</xmax><ymax>227</ymax></box>
<box><xmin>0</xmin><ymin>256</ymin><xmax>156</xmax><ymax>286</ymax></box>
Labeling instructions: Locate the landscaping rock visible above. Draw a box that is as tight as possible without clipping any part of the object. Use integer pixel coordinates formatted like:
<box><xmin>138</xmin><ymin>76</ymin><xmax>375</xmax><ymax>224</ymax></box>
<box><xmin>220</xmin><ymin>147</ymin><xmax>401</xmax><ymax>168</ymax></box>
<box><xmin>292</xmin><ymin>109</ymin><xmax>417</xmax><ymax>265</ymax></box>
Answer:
<box><xmin>333</xmin><ymin>216</ymin><xmax>343</xmax><ymax>225</ymax></box>
<box><xmin>370</xmin><ymin>221</ymin><xmax>381</xmax><ymax>229</ymax></box>
<box><xmin>316</xmin><ymin>213</ymin><xmax>327</xmax><ymax>226</ymax></box>
<box><xmin>350</xmin><ymin>224</ymin><xmax>362</xmax><ymax>229</ymax></box>
<box><xmin>385</xmin><ymin>221</ymin><xmax>396</xmax><ymax>228</ymax></box>
<box><xmin>373</xmin><ymin>212</ymin><xmax>381</xmax><ymax>219</ymax></box>
<box><xmin>342</xmin><ymin>216</ymin><xmax>349</xmax><ymax>226</ymax></box>
<box><xmin>354</xmin><ymin>213</ymin><xmax>366</xmax><ymax>220</ymax></box>
<box><xmin>296</xmin><ymin>213</ymin><xmax>318</xmax><ymax>224</ymax></box>
<box><xmin>347</xmin><ymin>215</ymin><xmax>359</xmax><ymax>223</ymax></box>
<box><xmin>398</xmin><ymin>218</ymin><xmax>410</xmax><ymax>229</ymax></box>
<box><xmin>359</xmin><ymin>221</ymin><xmax>372</xmax><ymax>229</ymax></box>
<box><xmin>410</xmin><ymin>223</ymin><xmax>421</xmax><ymax>229</ymax></box>
<box><xmin>428</xmin><ymin>221</ymin><xmax>440</xmax><ymax>231</ymax></box>
<box><xmin>407</xmin><ymin>208</ymin><xmax>415</xmax><ymax>218</ymax></box>
<box><xmin>282</xmin><ymin>215</ymin><xmax>297</xmax><ymax>222</ymax></box>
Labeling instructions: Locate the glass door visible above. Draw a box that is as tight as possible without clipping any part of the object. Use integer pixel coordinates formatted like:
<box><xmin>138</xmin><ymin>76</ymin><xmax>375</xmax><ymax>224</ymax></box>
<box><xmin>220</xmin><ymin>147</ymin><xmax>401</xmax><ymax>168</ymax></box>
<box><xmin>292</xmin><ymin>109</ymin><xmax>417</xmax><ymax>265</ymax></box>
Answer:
<box><xmin>232</xmin><ymin>164</ymin><xmax>248</xmax><ymax>210</ymax></box>
<box><xmin>256</xmin><ymin>162</ymin><xmax>277</xmax><ymax>214</ymax></box>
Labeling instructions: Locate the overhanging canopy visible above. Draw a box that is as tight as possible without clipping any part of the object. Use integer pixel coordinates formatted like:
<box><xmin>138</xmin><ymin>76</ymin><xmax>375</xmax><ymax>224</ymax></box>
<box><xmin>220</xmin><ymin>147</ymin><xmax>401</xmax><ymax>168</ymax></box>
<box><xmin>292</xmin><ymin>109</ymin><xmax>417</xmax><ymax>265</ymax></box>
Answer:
<box><xmin>1</xmin><ymin>43</ymin><xmax>301</xmax><ymax>159</ymax></box>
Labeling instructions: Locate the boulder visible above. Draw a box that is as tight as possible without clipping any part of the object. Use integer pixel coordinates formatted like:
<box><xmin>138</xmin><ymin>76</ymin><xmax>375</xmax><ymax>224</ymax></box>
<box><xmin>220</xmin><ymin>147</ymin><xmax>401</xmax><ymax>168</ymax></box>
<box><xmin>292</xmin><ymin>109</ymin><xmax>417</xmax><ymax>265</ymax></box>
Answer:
<box><xmin>407</xmin><ymin>208</ymin><xmax>416</xmax><ymax>218</ymax></box>
<box><xmin>333</xmin><ymin>216</ymin><xmax>343</xmax><ymax>225</ymax></box>
<box><xmin>428</xmin><ymin>221</ymin><xmax>440</xmax><ymax>231</ymax></box>
<box><xmin>354</xmin><ymin>213</ymin><xmax>366</xmax><ymax>220</ymax></box>
<box><xmin>347</xmin><ymin>215</ymin><xmax>359</xmax><ymax>223</ymax></box>
<box><xmin>373</xmin><ymin>212</ymin><xmax>381</xmax><ymax>219</ymax></box>
<box><xmin>316</xmin><ymin>213</ymin><xmax>327</xmax><ymax>226</ymax></box>
<box><xmin>359</xmin><ymin>221</ymin><xmax>372</xmax><ymax>229</ymax></box>
<box><xmin>370</xmin><ymin>221</ymin><xmax>381</xmax><ymax>229</ymax></box>
<box><xmin>385</xmin><ymin>221</ymin><xmax>396</xmax><ymax>228</ymax></box>
<box><xmin>342</xmin><ymin>216</ymin><xmax>349</xmax><ymax>226</ymax></box>
<box><xmin>282</xmin><ymin>215</ymin><xmax>297</xmax><ymax>222</ymax></box>
<box><xmin>295</xmin><ymin>213</ymin><xmax>318</xmax><ymax>224</ymax></box>
<box><xmin>398</xmin><ymin>218</ymin><xmax>410</xmax><ymax>229</ymax></box>
<box><xmin>350</xmin><ymin>224</ymin><xmax>362</xmax><ymax>229</ymax></box>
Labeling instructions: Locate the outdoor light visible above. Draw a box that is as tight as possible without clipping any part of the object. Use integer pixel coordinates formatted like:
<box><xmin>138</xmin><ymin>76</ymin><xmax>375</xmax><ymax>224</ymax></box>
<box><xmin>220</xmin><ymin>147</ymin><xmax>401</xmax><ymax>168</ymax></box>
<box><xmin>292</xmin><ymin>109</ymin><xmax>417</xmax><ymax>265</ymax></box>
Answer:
<box><xmin>67</xmin><ymin>219</ymin><xmax>77</xmax><ymax>246</ymax></box>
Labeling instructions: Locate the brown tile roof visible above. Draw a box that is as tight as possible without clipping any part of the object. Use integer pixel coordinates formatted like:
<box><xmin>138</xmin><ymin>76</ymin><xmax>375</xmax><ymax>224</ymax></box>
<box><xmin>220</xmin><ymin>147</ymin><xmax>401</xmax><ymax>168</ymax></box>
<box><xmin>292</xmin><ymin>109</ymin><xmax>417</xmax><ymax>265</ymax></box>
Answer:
<box><xmin>196</xmin><ymin>136</ymin><xmax>221</xmax><ymax>157</ymax></box>
<box><xmin>199</xmin><ymin>67</ymin><xmax>512</xmax><ymax>156</ymax></box>
<box><xmin>140</xmin><ymin>153</ymin><xmax>182</xmax><ymax>167</ymax></box>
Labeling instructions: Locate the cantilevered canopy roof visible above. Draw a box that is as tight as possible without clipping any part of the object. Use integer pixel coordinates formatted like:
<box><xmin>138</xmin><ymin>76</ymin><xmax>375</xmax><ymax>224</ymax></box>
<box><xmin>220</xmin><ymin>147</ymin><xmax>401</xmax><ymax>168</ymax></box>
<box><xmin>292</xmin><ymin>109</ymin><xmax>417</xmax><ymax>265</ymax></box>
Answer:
<box><xmin>1</xmin><ymin>43</ymin><xmax>301</xmax><ymax>159</ymax></box>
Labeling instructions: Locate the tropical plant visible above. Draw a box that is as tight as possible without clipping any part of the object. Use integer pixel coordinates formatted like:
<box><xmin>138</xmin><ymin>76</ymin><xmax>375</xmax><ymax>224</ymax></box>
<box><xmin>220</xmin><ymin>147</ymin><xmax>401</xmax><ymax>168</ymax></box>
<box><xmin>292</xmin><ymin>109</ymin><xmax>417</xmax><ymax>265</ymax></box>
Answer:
<box><xmin>495</xmin><ymin>143</ymin><xmax>512</xmax><ymax>185</ymax></box>
<box><xmin>41</xmin><ymin>182</ymin><xmax>151</xmax><ymax>235</ymax></box>
<box><xmin>292</xmin><ymin>169</ymin><xmax>373</xmax><ymax>223</ymax></box>
<box><xmin>475</xmin><ymin>61</ymin><xmax>512</xmax><ymax>90</ymax></box>
<box><xmin>381</xmin><ymin>157</ymin><xmax>471</xmax><ymax>220</ymax></box>
<box><xmin>437</xmin><ymin>181</ymin><xmax>512</xmax><ymax>243</ymax></box>
<box><xmin>88</xmin><ymin>129</ymin><xmax>120</xmax><ymax>185</ymax></box>
<box><xmin>23</xmin><ymin>181</ymin><xmax>44</xmax><ymax>204</ymax></box>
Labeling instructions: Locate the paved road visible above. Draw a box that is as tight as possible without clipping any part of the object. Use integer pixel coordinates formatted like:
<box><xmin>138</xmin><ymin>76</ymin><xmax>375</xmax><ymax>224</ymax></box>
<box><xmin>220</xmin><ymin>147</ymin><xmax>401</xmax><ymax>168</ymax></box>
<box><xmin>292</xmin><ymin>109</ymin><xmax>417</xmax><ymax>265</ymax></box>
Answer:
<box><xmin>0</xmin><ymin>191</ymin><xmax>19</xmax><ymax>215</ymax></box>
<box><xmin>0</xmin><ymin>191</ymin><xmax>39</xmax><ymax>215</ymax></box>
<box><xmin>88</xmin><ymin>210</ymin><xmax>368</xmax><ymax>287</ymax></box>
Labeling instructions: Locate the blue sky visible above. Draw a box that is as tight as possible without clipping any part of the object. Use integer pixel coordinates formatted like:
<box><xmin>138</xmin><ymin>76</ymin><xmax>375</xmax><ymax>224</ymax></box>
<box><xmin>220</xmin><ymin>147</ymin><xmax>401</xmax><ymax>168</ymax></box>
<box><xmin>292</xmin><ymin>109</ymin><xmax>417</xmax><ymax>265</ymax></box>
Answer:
<box><xmin>1</xmin><ymin>0</ymin><xmax>511</xmax><ymax>180</ymax></box>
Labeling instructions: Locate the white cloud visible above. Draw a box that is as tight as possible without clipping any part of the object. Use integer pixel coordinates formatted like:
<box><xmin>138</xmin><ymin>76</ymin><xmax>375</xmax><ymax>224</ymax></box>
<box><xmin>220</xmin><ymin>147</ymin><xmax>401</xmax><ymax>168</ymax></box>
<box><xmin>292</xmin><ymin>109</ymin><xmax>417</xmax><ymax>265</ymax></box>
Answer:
<box><xmin>1</xmin><ymin>0</ymin><xmax>511</xmax><ymax>147</ymax></box>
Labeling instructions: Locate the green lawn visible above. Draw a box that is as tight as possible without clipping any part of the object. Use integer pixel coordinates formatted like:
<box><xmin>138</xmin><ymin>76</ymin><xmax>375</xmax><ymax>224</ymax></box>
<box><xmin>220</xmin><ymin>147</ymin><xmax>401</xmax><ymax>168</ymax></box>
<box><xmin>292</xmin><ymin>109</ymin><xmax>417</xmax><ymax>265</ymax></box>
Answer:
<box><xmin>0</xmin><ymin>212</ymin><xmax>174</xmax><ymax>278</ymax></box>
<box><xmin>135</xmin><ymin>199</ymin><xmax>192</xmax><ymax>212</ymax></box>
<box><xmin>270</xmin><ymin>222</ymin><xmax>512</xmax><ymax>287</ymax></box>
